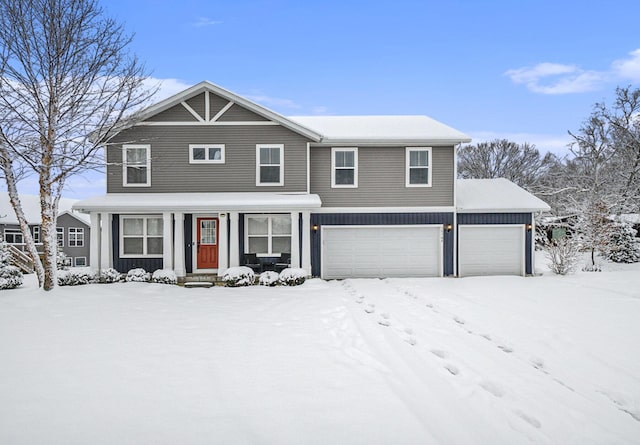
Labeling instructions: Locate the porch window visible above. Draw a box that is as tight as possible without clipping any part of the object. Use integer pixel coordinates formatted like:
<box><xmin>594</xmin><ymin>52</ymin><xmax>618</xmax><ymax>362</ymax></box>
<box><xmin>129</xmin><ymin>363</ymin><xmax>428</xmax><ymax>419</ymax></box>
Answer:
<box><xmin>123</xmin><ymin>144</ymin><xmax>151</xmax><ymax>187</ymax></box>
<box><xmin>246</xmin><ymin>214</ymin><xmax>291</xmax><ymax>255</ymax></box>
<box><xmin>189</xmin><ymin>144</ymin><xmax>225</xmax><ymax>164</ymax></box>
<box><xmin>256</xmin><ymin>144</ymin><xmax>284</xmax><ymax>186</ymax></box>
<box><xmin>56</xmin><ymin>227</ymin><xmax>64</xmax><ymax>248</ymax></box>
<box><xmin>332</xmin><ymin>147</ymin><xmax>358</xmax><ymax>188</ymax></box>
<box><xmin>68</xmin><ymin>227</ymin><xmax>84</xmax><ymax>247</ymax></box>
<box><xmin>406</xmin><ymin>147</ymin><xmax>432</xmax><ymax>187</ymax></box>
<box><xmin>120</xmin><ymin>215</ymin><xmax>163</xmax><ymax>257</ymax></box>
<box><xmin>74</xmin><ymin>257</ymin><xmax>87</xmax><ymax>267</ymax></box>
<box><xmin>4</xmin><ymin>229</ymin><xmax>23</xmax><ymax>244</ymax></box>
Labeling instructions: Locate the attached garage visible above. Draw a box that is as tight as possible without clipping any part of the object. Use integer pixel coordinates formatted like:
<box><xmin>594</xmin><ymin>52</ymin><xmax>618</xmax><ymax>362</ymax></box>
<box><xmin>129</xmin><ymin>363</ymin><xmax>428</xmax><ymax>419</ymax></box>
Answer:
<box><xmin>458</xmin><ymin>225</ymin><xmax>525</xmax><ymax>277</ymax></box>
<box><xmin>321</xmin><ymin>225</ymin><xmax>443</xmax><ymax>279</ymax></box>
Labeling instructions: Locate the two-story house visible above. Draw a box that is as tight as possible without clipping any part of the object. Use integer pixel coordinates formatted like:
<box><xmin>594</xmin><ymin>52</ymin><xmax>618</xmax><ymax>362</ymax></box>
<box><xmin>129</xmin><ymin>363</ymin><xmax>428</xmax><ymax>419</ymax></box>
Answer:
<box><xmin>74</xmin><ymin>81</ymin><xmax>549</xmax><ymax>281</ymax></box>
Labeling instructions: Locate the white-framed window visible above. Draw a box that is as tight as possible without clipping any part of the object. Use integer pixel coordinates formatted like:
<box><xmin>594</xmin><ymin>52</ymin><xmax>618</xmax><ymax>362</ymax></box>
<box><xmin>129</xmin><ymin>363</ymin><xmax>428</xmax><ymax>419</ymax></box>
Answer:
<box><xmin>63</xmin><ymin>256</ymin><xmax>72</xmax><ymax>267</ymax></box>
<box><xmin>56</xmin><ymin>227</ymin><xmax>64</xmax><ymax>248</ymax></box>
<box><xmin>120</xmin><ymin>215</ymin><xmax>163</xmax><ymax>258</ymax></box>
<box><xmin>189</xmin><ymin>144</ymin><xmax>225</xmax><ymax>164</ymax></box>
<box><xmin>331</xmin><ymin>147</ymin><xmax>358</xmax><ymax>188</ymax></box>
<box><xmin>245</xmin><ymin>214</ymin><xmax>291</xmax><ymax>256</ymax></box>
<box><xmin>4</xmin><ymin>229</ymin><xmax>23</xmax><ymax>244</ymax></box>
<box><xmin>406</xmin><ymin>147</ymin><xmax>432</xmax><ymax>187</ymax></box>
<box><xmin>256</xmin><ymin>144</ymin><xmax>284</xmax><ymax>186</ymax></box>
<box><xmin>74</xmin><ymin>257</ymin><xmax>87</xmax><ymax>267</ymax></box>
<box><xmin>68</xmin><ymin>227</ymin><xmax>84</xmax><ymax>247</ymax></box>
<box><xmin>123</xmin><ymin>144</ymin><xmax>151</xmax><ymax>187</ymax></box>
<box><xmin>32</xmin><ymin>226</ymin><xmax>41</xmax><ymax>243</ymax></box>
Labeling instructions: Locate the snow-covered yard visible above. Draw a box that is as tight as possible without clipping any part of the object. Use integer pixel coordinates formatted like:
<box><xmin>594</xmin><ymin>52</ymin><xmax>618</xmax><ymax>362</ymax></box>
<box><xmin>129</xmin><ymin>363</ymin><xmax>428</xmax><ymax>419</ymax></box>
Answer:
<box><xmin>1</xmin><ymin>260</ymin><xmax>639</xmax><ymax>444</ymax></box>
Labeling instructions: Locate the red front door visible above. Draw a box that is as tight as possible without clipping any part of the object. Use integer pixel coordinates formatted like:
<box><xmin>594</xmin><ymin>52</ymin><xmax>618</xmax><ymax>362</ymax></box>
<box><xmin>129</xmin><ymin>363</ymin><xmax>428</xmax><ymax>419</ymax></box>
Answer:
<box><xmin>197</xmin><ymin>218</ymin><xmax>219</xmax><ymax>269</ymax></box>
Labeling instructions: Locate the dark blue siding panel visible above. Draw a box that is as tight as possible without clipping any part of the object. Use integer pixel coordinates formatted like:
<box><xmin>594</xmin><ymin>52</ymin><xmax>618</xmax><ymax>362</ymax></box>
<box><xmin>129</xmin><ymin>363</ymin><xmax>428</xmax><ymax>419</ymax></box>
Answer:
<box><xmin>111</xmin><ymin>214</ymin><xmax>163</xmax><ymax>273</ymax></box>
<box><xmin>457</xmin><ymin>213</ymin><xmax>533</xmax><ymax>275</ymax></box>
<box><xmin>310</xmin><ymin>213</ymin><xmax>455</xmax><ymax>277</ymax></box>
<box><xmin>185</xmin><ymin>214</ymin><xmax>193</xmax><ymax>273</ymax></box>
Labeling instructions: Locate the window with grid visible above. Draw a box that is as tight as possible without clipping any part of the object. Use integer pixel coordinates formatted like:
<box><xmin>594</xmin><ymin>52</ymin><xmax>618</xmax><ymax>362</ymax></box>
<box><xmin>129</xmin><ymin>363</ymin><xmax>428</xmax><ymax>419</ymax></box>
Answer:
<box><xmin>256</xmin><ymin>144</ymin><xmax>284</xmax><ymax>186</ymax></box>
<box><xmin>120</xmin><ymin>216</ymin><xmax>163</xmax><ymax>257</ymax></box>
<box><xmin>189</xmin><ymin>144</ymin><xmax>225</xmax><ymax>164</ymax></box>
<box><xmin>68</xmin><ymin>228</ymin><xmax>84</xmax><ymax>247</ymax></box>
<box><xmin>406</xmin><ymin>147</ymin><xmax>432</xmax><ymax>187</ymax></box>
<box><xmin>56</xmin><ymin>227</ymin><xmax>64</xmax><ymax>248</ymax></box>
<box><xmin>332</xmin><ymin>147</ymin><xmax>358</xmax><ymax>187</ymax></box>
<box><xmin>32</xmin><ymin>226</ymin><xmax>41</xmax><ymax>243</ymax></box>
<box><xmin>123</xmin><ymin>144</ymin><xmax>151</xmax><ymax>186</ymax></box>
<box><xmin>4</xmin><ymin>229</ymin><xmax>23</xmax><ymax>244</ymax></box>
<box><xmin>246</xmin><ymin>214</ymin><xmax>291</xmax><ymax>255</ymax></box>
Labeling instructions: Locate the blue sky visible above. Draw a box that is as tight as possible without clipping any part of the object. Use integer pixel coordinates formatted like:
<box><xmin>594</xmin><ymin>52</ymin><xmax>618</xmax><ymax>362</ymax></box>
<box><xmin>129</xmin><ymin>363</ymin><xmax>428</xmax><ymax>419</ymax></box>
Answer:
<box><xmin>8</xmin><ymin>0</ymin><xmax>640</xmax><ymax>198</ymax></box>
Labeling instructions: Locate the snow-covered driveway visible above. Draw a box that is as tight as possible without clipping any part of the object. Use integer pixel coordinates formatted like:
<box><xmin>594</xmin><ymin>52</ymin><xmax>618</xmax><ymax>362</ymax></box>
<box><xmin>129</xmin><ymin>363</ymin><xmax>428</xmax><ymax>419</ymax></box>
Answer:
<box><xmin>0</xmin><ymin>271</ymin><xmax>639</xmax><ymax>444</ymax></box>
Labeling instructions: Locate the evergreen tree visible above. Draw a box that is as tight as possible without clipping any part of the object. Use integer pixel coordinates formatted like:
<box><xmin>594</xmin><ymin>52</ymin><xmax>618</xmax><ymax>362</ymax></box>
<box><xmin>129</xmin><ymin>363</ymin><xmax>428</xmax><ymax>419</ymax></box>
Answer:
<box><xmin>607</xmin><ymin>222</ymin><xmax>640</xmax><ymax>263</ymax></box>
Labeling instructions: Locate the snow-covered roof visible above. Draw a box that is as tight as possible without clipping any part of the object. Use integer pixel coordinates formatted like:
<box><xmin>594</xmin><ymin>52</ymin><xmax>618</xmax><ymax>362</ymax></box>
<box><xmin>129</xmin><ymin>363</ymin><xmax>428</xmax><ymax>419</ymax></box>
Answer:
<box><xmin>456</xmin><ymin>178</ymin><xmax>550</xmax><ymax>213</ymax></box>
<box><xmin>0</xmin><ymin>192</ymin><xmax>89</xmax><ymax>225</ymax></box>
<box><xmin>73</xmin><ymin>193</ymin><xmax>322</xmax><ymax>213</ymax></box>
<box><xmin>289</xmin><ymin>115</ymin><xmax>471</xmax><ymax>145</ymax></box>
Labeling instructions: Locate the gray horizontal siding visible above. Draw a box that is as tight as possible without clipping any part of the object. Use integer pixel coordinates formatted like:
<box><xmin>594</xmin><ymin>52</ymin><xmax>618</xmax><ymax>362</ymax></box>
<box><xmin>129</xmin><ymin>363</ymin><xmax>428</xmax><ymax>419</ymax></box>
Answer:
<box><xmin>57</xmin><ymin>213</ymin><xmax>91</xmax><ymax>265</ymax></box>
<box><xmin>457</xmin><ymin>213</ymin><xmax>533</xmax><ymax>275</ymax></box>
<box><xmin>209</xmin><ymin>93</ymin><xmax>230</xmax><ymax>117</ymax></box>
<box><xmin>185</xmin><ymin>93</ymin><xmax>205</xmax><ymax>119</ymax></box>
<box><xmin>310</xmin><ymin>146</ymin><xmax>454</xmax><ymax>207</ymax></box>
<box><xmin>144</xmin><ymin>103</ymin><xmax>198</xmax><ymax>122</ymax></box>
<box><xmin>217</xmin><ymin>104</ymin><xmax>269</xmax><ymax>121</ymax></box>
<box><xmin>310</xmin><ymin>212</ymin><xmax>454</xmax><ymax>277</ymax></box>
<box><xmin>107</xmin><ymin>125</ymin><xmax>310</xmax><ymax>193</ymax></box>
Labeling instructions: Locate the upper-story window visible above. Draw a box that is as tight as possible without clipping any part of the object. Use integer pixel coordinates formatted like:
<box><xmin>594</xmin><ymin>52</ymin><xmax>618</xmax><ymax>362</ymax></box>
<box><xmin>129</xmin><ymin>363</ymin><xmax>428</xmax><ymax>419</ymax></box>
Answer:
<box><xmin>331</xmin><ymin>147</ymin><xmax>358</xmax><ymax>188</ymax></box>
<box><xmin>123</xmin><ymin>144</ymin><xmax>151</xmax><ymax>187</ymax></box>
<box><xmin>189</xmin><ymin>144</ymin><xmax>225</xmax><ymax>164</ymax></box>
<box><xmin>256</xmin><ymin>144</ymin><xmax>284</xmax><ymax>186</ymax></box>
<box><xmin>32</xmin><ymin>226</ymin><xmax>40</xmax><ymax>243</ymax></box>
<box><xmin>406</xmin><ymin>147</ymin><xmax>432</xmax><ymax>187</ymax></box>
<box><xmin>68</xmin><ymin>227</ymin><xmax>84</xmax><ymax>247</ymax></box>
<box><xmin>56</xmin><ymin>227</ymin><xmax>64</xmax><ymax>247</ymax></box>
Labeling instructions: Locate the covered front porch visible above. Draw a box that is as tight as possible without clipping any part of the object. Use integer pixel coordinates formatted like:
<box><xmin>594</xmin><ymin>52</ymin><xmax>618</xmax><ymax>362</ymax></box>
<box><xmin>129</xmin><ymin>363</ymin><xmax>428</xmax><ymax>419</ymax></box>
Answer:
<box><xmin>73</xmin><ymin>193</ymin><xmax>322</xmax><ymax>279</ymax></box>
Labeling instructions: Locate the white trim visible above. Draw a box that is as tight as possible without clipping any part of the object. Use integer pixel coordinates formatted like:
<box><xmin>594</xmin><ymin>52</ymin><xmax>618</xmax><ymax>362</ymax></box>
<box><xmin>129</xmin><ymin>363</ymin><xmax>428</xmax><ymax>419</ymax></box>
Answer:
<box><xmin>56</xmin><ymin>227</ymin><xmax>65</xmax><ymax>248</ymax></box>
<box><xmin>256</xmin><ymin>144</ymin><xmax>284</xmax><ymax>186</ymax></box>
<box><xmin>122</xmin><ymin>144</ymin><xmax>151</xmax><ymax>187</ymax></box>
<box><xmin>244</xmin><ymin>213</ymin><xmax>292</xmax><ymax>256</ymax></box>
<box><xmin>119</xmin><ymin>214</ymin><xmax>164</xmax><ymax>258</ymax></box>
<box><xmin>301</xmin><ymin>211</ymin><xmax>311</xmax><ymax>273</ymax></box>
<box><xmin>100</xmin><ymin>213</ymin><xmax>111</xmax><ymax>268</ymax></box>
<box><xmin>457</xmin><ymin>224</ymin><xmax>525</xmax><ymax>277</ymax></box>
<box><xmin>189</xmin><ymin>144</ymin><xmax>225</xmax><ymax>164</ymax></box>
<box><xmin>306</xmin><ymin>142</ymin><xmax>310</xmax><ymax>194</ymax></box>
<box><xmin>181</xmin><ymin>101</ymin><xmax>205</xmax><ymax>122</ymax></box>
<box><xmin>89</xmin><ymin>213</ymin><xmax>99</xmax><ymax>271</ymax></box>
<box><xmin>211</xmin><ymin>101</ymin><xmax>235</xmax><ymax>122</ymax></box>
<box><xmin>531</xmin><ymin>215</ymin><xmax>536</xmax><ymax>275</ymax></box>
<box><xmin>192</xmin><ymin>214</ymin><xmax>220</xmax><ymax>273</ymax></box>
<box><xmin>162</xmin><ymin>212</ymin><xmax>173</xmax><ymax>270</ymax></box>
<box><xmin>217</xmin><ymin>213</ymin><xmax>228</xmax><ymax>271</ymax></box>
<box><xmin>74</xmin><ymin>256</ymin><xmax>87</xmax><ymax>267</ymax></box>
<box><xmin>205</xmin><ymin>91</ymin><xmax>210</xmax><ymax>122</ymax></box>
<box><xmin>68</xmin><ymin>227</ymin><xmax>85</xmax><ymax>247</ymax></box>
<box><xmin>331</xmin><ymin>147</ymin><xmax>358</xmax><ymax>188</ymax></box>
<box><xmin>313</xmin><ymin>206</ymin><xmax>456</xmax><ymax>213</ymax></box>
<box><xmin>405</xmin><ymin>147</ymin><xmax>432</xmax><ymax>187</ymax></box>
<box><xmin>229</xmin><ymin>212</ymin><xmax>240</xmax><ymax>267</ymax></box>
<box><xmin>136</xmin><ymin>120</ymin><xmax>280</xmax><ymax>126</ymax></box>
<box><xmin>320</xmin><ymin>224</ymin><xmax>444</xmax><ymax>279</ymax></box>
<box><xmin>174</xmin><ymin>212</ymin><xmax>185</xmax><ymax>277</ymax></box>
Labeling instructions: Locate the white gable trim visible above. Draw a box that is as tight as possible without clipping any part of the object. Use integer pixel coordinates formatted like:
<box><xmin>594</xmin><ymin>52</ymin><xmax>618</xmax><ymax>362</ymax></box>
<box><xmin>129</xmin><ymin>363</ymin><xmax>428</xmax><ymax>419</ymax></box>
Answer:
<box><xmin>210</xmin><ymin>101</ymin><xmax>235</xmax><ymax>122</ymax></box>
<box><xmin>180</xmin><ymin>101</ymin><xmax>205</xmax><ymax>122</ymax></box>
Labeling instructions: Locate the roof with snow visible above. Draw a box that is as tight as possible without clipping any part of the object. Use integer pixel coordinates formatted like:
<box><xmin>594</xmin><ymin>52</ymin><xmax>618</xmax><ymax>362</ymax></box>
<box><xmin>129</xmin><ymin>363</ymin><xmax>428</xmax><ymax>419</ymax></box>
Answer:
<box><xmin>289</xmin><ymin>115</ymin><xmax>471</xmax><ymax>145</ymax></box>
<box><xmin>456</xmin><ymin>178</ymin><xmax>550</xmax><ymax>213</ymax></box>
<box><xmin>73</xmin><ymin>193</ymin><xmax>322</xmax><ymax>213</ymax></box>
<box><xmin>0</xmin><ymin>193</ymin><xmax>89</xmax><ymax>225</ymax></box>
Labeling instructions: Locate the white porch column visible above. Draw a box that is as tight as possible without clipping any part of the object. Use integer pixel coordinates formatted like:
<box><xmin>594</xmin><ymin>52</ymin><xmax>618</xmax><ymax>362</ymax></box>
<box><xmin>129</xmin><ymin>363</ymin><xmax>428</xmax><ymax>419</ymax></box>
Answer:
<box><xmin>174</xmin><ymin>212</ymin><xmax>185</xmax><ymax>277</ymax></box>
<box><xmin>89</xmin><ymin>212</ymin><xmax>100</xmax><ymax>271</ymax></box>
<box><xmin>301</xmin><ymin>211</ymin><xmax>312</xmax><ymax>274</ymax></box>
<box><xmin>100</xmin><ymin>212</ymin><xmax>111</xmax><ymax>269</ymax></box>
<box><xmin>229</xmin><ymin>211</ymin><xmax>240</xmax><ymax>267</ymax></box>
<box><xmin>162</xmin><ymin>212</ymin><xmax>173</xmax><ymax>270</ymax></box>
<box><xmin>290</xmin><ymin>212</ymin><xmax>300</xmax><ymax>268</ymax></box>
<box><xmin>218</xmin><ymin>213</ymin><xmax>228</xmax><ymax>271</ymax></box>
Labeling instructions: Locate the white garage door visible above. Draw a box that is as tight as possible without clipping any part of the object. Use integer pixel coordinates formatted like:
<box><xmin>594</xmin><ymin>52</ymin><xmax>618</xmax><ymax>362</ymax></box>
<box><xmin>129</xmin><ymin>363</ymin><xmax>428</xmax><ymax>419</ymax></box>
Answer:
<box><xmin>321</xmin><ymin>225</ymin><xmax>442</xmax><ymax>279</ymax></box>
<box><xmin>458</xmin><ymin>225</ymin><xmax>525</xmax><ymax>277</ymax></box>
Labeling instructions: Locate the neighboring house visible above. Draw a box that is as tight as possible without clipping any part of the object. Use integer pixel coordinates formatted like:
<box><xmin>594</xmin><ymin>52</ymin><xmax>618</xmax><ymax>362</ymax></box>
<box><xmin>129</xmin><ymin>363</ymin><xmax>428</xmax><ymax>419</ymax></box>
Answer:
<box><xmin>73</xmin><ymin>81</ymin><xmax>549</xmax><ymax>280</ymax></box>
<box><xmin>0</xmin><ymin>193</ymin><xmax>91</xmax><ymax>267</ymax></box>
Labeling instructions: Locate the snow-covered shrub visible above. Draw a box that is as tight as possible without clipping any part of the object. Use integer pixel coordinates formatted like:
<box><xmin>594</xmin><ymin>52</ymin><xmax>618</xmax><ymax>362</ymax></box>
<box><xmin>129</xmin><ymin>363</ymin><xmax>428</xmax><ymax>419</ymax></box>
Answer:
<box><xmin>125</xmin><ymin>268</ymin><xmax>151</xmax><ymax>283</ymax></box>
<box><xmin>259</xmin><ymin>271</ymin><xmax>280</xmax><ymax>286</ymax></box>
<box><xmin>56</xmin><ymin>251</ymin><xmax>71</xmax><ymax>270</ymax></box>
<box><xmin>606</xmin><ymin>222</ymin><xmax>640</xmax><ymax>263</ymax></box>
<box><xmin>98</xmin><ymin>268</ymin><xmax>122</xmax><ymax>283</ymax></box>
<box><xmin>0</xmin><ymin>241</ymin><xmax>10</xmax><ymax>266</ymax></box>
<box><xmin>57</xmin><ymin>267</ymin><xmax>97</xmax><ymax>286</ymax></box>
<box><xmin>222</xmin><ymin>266</ymin><xmax>255</xmax><ymax>287</ymax></box>
<box><xmin>0</xmin><ymin>265</ymin><xmax>24</xmax><ymax>290</ymax></box>
<box><xmin>279</xmin><ymin>268</ymin><xmax>309</xmax><ymax>286</ymax></box>
<box><xmin>545</xmin><ymin>237</ymin><xmax>581</xmax><ymax>275</ymax></box>
<box><xmin>152</xmin><ymin>269</ymin><xmax>177</xmax><ymax>285</ymax></box>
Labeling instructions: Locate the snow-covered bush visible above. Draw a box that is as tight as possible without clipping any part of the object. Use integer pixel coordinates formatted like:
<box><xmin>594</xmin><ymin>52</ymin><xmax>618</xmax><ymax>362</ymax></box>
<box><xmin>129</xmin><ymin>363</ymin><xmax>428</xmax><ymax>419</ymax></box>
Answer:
<box><xmin>258</xmin><ymin>271</ymin><xmax>280</xmax><ymax>286</ymax></box>
<box><xmin>125</xmin><ymin>268</ymin><xmax>151</xmax><ymax>283</ymax></box>
<box><xmin>222</xmin><ymin>266</ymin><xmax>255</xmax><ymax>287</ymax></box>
<box><xmin>0</xmin><ymin>241</ymin><xmax>10</xmax><ymax>266</ymax></box>
<box><xmin>152</xmin><ymin>269</ymin><xmax>177</xmax><ymax>285</ymax></box>
<box><xmin>57</xmin><ymin>267</ymin><xmax>97</xmax><ymax>286</ymax></box>
<box><xmin>606</xmin><ymin>222</ymin><xmax>640</xmax><ymax>263</ymax></box>
<box><xmin>56</xmin><ymin>251</ymin><xmax>71</xmax><ymax>270</ymax></box>
<box><xmin>279</xmin><ymin>268</ymin><xmax>309</xmax><ymax>286</ymax></box>
<box><xmin>0</xmin><ymin>265</ymin><xmax>24</xmax><ymax>290</ymax></box>
<box><xmin>545</xmin><ymin>237</ymin><xmax>581</xmax><ymax>275</ymax></box>
<box><xmin>98</xmin><ymin>268</ymin><xmax>122</xmax><ymax>283</ymax></box>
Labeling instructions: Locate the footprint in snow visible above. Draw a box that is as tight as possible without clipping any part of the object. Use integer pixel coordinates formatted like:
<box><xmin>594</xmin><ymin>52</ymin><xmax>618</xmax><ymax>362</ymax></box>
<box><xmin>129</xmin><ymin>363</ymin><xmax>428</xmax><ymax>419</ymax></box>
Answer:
<box><xmin>498</xmin><ymin>344</ymin><xmax>514</xmax><ymax>353</ymax></box>
<box><xmin>444</xmin><ymin>363</ymin><xmax>460</xmax><ymax>375</ymax></box>
<box><xmin>454</xmin><ymin>316</ymin><xmax>465</xmax><ymax>325</ymax></box>
<box><xmin>480</xmin><ymin>333</ymin><xmax>492</xmax><ymax>341</ymax></box>
<box><xmin>404</xmin><ymin>336</ymin><xmax>417</xmax><ymax>346</ymax></box>
<box><xmin>513</xmin><ymin>410</ymin><xmax>541</xmax><ymax>429</ymax></box>
<box><xmin>364</xmin><ymin>304</ymin><xmax>375</xmax><ymax>314</ymax></box>
<box><xmin>479</xmin><ymin>380</ymin><xmax>505</xmax><ymax>398</ymax></box>
<box><xmin>530</xmin><ymin>357</ymin><xmax>545</xmax><ymax>370</ymax></box>
<box><xmin>378</xmin><ymin>318</ymin><xmax>391</xmax><ymax>327</ymax></box>
<box><xmin>430</xmin><ymin>349</ymin><xmax>449</xmax><ymax>359</ymax></box>
<box><xmin>355</xmin><ymin>296</ymin><xmax>365</xmax><ymax>304</ymax></box>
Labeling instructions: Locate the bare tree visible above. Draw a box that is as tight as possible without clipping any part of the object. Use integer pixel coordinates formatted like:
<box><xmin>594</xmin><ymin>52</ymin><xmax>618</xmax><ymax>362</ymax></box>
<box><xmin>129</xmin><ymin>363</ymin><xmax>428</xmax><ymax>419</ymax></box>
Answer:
<box><xmin>0</xmin><ymin>0</ymin><xmax>153</xmax><ymax>290</ymax></box>
<box><xmin>458</xmin><ymin>139</ymin><xmax>557</xmax><ymax>191</ymax></box>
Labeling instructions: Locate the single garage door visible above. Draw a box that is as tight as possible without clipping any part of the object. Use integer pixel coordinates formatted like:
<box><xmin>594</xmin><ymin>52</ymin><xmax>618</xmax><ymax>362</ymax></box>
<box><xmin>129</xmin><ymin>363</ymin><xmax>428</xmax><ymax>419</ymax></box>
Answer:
<box><xmin>458</xmin><ymin>225</ymin><xmax>525</xmax><ymax>277</ymax></box>
<box><xmin>321</xmin><ymin>225</ymin><xmax>442</xmax><ymax>279</ymax></box>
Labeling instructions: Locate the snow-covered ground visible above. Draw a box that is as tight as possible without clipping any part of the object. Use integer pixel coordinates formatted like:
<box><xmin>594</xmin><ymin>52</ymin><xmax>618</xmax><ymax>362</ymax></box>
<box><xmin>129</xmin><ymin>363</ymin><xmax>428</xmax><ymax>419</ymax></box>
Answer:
<box><xmin>1</xmin><ymin>256</ymin><xmax>639</xmax><ymax>444</ymax></box>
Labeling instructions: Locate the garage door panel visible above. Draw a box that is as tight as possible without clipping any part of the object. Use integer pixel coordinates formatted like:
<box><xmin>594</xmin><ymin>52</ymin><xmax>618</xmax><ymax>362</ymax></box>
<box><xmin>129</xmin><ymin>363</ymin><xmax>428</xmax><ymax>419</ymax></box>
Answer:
<box><xmin>459</xmin><ymin>225</ymin><xmax>524</xmax><ymax>277</ymax></box>
<box><xmin>322</xmin><ymin>226</ymin><xmax>442</xmax><ymax>279</ymax></box>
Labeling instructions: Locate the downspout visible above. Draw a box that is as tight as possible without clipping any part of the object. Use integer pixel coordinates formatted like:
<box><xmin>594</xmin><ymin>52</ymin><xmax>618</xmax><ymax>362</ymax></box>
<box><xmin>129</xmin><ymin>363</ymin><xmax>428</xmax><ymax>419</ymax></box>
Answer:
<box><xmin>453</xmin><ymin>142</ymin><xmax>460</xmax><ymax>276</ymax></box>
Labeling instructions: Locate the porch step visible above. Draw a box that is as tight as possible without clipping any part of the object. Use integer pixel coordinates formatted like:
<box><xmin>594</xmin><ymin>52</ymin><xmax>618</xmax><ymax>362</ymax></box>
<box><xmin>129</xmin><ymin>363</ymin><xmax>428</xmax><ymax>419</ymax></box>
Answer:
<box><xmin>180</xmin><ymin>273</ymin><xmax>224</xmax><ymax>288</ymax></box>
<box><xmin>184</xmin><ymin>281</ymin><xmax>214</xmax><ymax>289</ymax></box>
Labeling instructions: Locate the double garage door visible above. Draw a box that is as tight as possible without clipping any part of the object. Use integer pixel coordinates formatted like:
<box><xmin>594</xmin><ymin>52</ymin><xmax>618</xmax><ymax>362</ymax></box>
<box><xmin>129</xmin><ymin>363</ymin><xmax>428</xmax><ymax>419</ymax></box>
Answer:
<box><xmin>458</xmin><ymin>225</ymin><xmax>525</xmax><ymax>277</ymax></box>
<box><xmin>321</xmin><ymin>225</ymin><xmax>443</xmax><ymax>279</ymax></box>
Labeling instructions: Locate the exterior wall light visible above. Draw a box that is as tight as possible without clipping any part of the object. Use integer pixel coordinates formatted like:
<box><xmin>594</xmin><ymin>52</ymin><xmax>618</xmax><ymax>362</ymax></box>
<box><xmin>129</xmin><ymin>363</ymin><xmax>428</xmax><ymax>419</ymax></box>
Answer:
<box><xmin>446</xmin><ymin>224</ymin><xmax>453</xmax><ymax>232</ymax></box>
<box><xmin>526</xmin><ymin>224</ymin><xmax>532</xmax><ymax>231</ymax></box>
<box><xmin>312</xmin><ymin>225</ymin><xmax>319</xmax><ymax>232</ymax></box>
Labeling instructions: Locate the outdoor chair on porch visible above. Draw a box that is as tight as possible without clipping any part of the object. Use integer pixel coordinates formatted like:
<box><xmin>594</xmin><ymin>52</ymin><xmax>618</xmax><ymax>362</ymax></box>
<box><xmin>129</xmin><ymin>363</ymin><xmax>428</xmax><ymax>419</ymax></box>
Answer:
<box><xmin>275</xmin><ymin>253</ymin><xmax>291</xmax><ymax>273</ymax></box>
<box><xmin>243</xmin><ymin>253</ymin><xmax>262</xmax><ymax>274</ymax></box>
